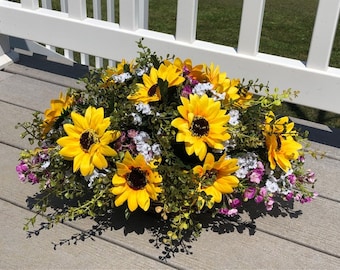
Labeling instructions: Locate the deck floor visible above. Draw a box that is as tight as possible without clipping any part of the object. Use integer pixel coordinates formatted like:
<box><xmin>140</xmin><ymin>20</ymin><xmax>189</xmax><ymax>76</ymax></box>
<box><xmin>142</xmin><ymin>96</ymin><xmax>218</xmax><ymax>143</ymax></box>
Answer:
<box><xmin>1</xmin><ymin>54</ymin><xmax>339</xmax><ymax>269</ymax></box>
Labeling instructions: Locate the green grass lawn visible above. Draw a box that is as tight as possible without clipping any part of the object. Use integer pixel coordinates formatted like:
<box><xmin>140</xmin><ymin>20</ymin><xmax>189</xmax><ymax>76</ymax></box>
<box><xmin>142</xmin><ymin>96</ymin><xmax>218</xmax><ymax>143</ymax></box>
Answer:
<box><xmin>9</xmin><ymin>0</ymin><xmax>340</xmax><ymax>127</ymax></box>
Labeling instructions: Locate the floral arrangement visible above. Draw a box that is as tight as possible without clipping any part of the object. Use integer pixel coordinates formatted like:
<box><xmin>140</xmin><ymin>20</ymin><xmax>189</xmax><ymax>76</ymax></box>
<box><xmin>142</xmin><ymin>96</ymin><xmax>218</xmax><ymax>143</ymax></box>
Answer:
<box><xmin>16</xmin><ymin>40</ymin><xmax>317</xmax><ymax>248</ymax></box>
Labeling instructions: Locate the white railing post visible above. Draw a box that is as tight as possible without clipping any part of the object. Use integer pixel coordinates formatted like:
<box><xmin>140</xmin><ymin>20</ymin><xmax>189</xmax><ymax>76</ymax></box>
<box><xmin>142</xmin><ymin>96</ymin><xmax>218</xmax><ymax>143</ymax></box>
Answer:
<box><xmin>307</xmin><ymin>0</ymin><xmax>340</xmax><ymax>70</ymax></box>
<box><xmin>119</xmin><ymin>0</ymin><xmax>139</xmax><ymax>30</ymax></box>
<box><xmin>21</xmin><ymin>0</ymin><xmax>39</xmax><ymax>9</ymax></box>
<box><xmin>0</xmin><ymin>34</ymin><xmax>19</xmax><ymax>70</ymax></box>
<box><xmin>176</xmin><ymin>0</ymin><xmax>198</xmax><ymax>43</ymax></box>
<box><xmin>238</xmin><ymin>0</ymin><xmax>266</xmax><ymax>56</ymax></box>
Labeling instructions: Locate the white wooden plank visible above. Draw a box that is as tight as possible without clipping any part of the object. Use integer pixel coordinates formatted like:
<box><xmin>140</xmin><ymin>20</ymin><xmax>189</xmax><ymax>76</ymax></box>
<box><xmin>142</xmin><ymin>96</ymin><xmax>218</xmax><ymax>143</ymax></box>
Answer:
<box><xmin>307</xmin><ymin>0</ymin><xmax>340</xmax><ymax>70</ymax></box>
<box><xmin>176</xmin><ymin>0</ymin><xmax>198</xmax><ymax>43</ymax></box>
<box><xmin>21</xmin><ymin>0</ymin><xmax>39</xmax><ymax>9</ymax></box>
<box><xmin>238</xmin><ymin>0</ymin><xmax>266</xmax><ymax>55</ymax></box>
<box><xmin>0</xmin><ymin>199</ymin><xmax>174</xmax><ymax>269</ymax></box>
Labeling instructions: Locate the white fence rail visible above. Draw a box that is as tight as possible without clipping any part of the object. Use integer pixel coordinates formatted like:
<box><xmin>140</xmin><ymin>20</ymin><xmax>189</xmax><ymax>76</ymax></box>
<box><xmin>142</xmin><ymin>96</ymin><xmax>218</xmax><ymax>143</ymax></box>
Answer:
<box><xmin>0</xmin><ymin>0</ymin><xmax>340</xmax><ymax>114</ymax></box>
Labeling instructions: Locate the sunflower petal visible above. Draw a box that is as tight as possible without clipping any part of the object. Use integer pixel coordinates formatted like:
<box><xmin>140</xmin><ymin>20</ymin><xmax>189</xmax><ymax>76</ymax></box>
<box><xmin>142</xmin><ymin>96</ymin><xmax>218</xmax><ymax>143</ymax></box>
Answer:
<box><xmin>137</xmin><ymin>189</ymin><xmax>150</xmax><ymax>211</ymax></box>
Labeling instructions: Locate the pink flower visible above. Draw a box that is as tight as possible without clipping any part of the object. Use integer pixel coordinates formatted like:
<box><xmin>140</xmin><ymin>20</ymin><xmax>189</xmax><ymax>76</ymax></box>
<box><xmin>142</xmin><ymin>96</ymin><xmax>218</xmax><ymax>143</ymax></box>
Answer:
<box><xmin>295</xmin><ymin>193</ymin><xmax>302</xmax><ymax>202</ymax></box>
<box><xmin>127</xmin><ymin>129</ymin><xmax>138</xmax><ymax>138</ymax></box>
<box><xmin>181</xmin><ymin>85</ymin><xmax>193</xmax><ymax>98</ymax></box>
<box><xmin>18</xmin><ymin>173</ymin><xmax>26</xmax><ymax>182</ymax></box>
<box><xmin>254</xmin><ymin>195</ymin><xmax>263</xmax><ymax>203</ymax></box>
<box><xmin>288</xmin><ymin>174</ymin><xmax>296</xmax><ymax>185</ymax></box>
<box><xmin>285</xmin><ymin>192</ymin><xmax>294</xmax><ymax>201</ymax></box>
<box><xmin>265</xmin><ymin>197</ymin><xmax>275</xmax><ymax>211</ymax></box>
<box><xmin>226</xmin><ymin>208</ymin><xmax>238</xmax><ymax>217</ymax></box>
<box><xmin>259</xmin><ymin>187</ymin><xmax>267</xmax><ymax>197</ymax></box>
<box><xmin>16</xmin><ymin>161</ymin><xmax>29</xmax><ymax>174</ymax></box>
<box><xmin>244</xmin><ymin>187</ymin><xmax>256</xmax><ymax>200</ymax></box>
<box><xmin>219</xmin><ymin>208</ymin><xmax>238</xmax><ymax>217</ymax></box>
<box><xmin>249</xmin><ymin>162</ymin><xmax>265</xmax><ymax>184</ymax></box>
<box><xmin>307</xmin><ymin>170</ymin><xmax>316</xmax><ymax>183</ymax></box>
<box><xmin>28</xmin><ymin>172</ymin><xmax>39</xmax><ymax>184</ymax></box>
<box><xmin>298</xmin><ymin>156</ymin><xmax>305</xmax><ymax>163</ymax></box>
<box><xmin>230</xmin><ymin>198</ymin><xmax>241</xmax><ymax>208</ymax></box>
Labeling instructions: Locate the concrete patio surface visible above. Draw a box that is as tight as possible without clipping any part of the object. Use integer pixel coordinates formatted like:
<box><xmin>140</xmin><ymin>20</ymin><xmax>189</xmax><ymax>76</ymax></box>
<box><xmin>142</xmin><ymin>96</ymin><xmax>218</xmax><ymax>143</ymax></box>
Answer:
<box><xmin>0</xmin><ymin>54</ymin><xmax>339</xmax><ymax>269</ymax></box>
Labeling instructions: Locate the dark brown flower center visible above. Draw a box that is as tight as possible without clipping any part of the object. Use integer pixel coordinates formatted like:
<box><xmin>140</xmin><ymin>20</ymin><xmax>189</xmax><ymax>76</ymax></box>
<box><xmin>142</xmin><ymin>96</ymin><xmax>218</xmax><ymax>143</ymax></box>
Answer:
<box><xmin>204</xmin><ymin>169</ymin><xmax>218</xmax><ymax>179</ymax></box>
<box><xmin>191</xmin><ymin>117</ymin><xmax>209</xmax><ymax>137</ymax></box>
<box><xmin>127</xmin><ymin>167</ymin><xmax>147</xmax><ymax>190</ymax></box>
<box><xmin>148</xmin><ymin>84</ymin><xmax>158</xmax><ymax>96</ymax></box>
<box><xmin>201</xmin><ymin>169</ymin><xmax>218</xmax><ymax>188</ymax></box>
<box><xmin>80</xmin><ymin>130</ymin><xmax>97</xmax><ymax>151</ymax></box>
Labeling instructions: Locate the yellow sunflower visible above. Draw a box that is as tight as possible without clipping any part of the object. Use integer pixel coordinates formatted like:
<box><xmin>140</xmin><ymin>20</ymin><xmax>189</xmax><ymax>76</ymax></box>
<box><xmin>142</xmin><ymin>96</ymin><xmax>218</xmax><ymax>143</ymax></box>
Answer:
<box><xmin>263</xmin><ymin>111</ymin><xmax>302</xmax><ymax>172</ymax></box>
<box><xmin>100</xmin><ymin>59</ymin><xmax>134</xmax><ymax>88</ymax></box>
<box><xmin>234</xmin><ymin>86</ymin><xmax>253</xmax><ymax>108</ymax></box>
<box><xmin>110</xmin><ymin>152</ymin><xmax>163</xmax><ymax>212</ymax></box>
<box><xmin>57</xmin><ymin>106</ymin><xmax>121</xmax><ymax>176</ymax></box>
<box><xmin>203</xmin><ymin>63</ymin><xmax>240</xmax><ymax>102</ymax></box>
<box><xmin>42</xmin><ymin>92</ymin><xmax>74</xmax><ymax>135</ymax></box>
<box><xmin>165</xmin><ymin>57</ymin><xmax>205</xmax><ymax>82</ymax></box>
<box><xmin>127</xmin><ymin>63</ymin><xmax>185</xmax><ymax>104</ymax></box>
<box><xmin>171</xmin><ymin>94</ymin><xmax>231</xmax><ymax>161</ymax></box>
<box><xmin>193</xmin><ymin>153</ymin><xmax>239</xmax><ymax>208</ymax></box>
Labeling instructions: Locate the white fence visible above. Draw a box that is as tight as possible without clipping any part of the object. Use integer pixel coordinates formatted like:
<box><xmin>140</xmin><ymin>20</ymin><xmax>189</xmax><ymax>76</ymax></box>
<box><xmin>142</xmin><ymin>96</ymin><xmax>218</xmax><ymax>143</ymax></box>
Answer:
<box><xmin>0</xmin><ymin>0</ymin><xmax>340</xmax><ymax>114</ymax></box>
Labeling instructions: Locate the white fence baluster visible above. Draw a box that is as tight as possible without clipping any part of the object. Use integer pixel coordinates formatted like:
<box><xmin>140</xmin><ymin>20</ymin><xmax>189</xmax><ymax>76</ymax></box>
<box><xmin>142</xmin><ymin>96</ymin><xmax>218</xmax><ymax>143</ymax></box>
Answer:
<box><xmin>307</xmin><ymin>0</ymin><xmax>340</xmax><ymax>70</ymax></box>
<box><xmin>138</xmin><ymin>0</ymin><xmax>148</xmax><ymax>29</ymax></box>
<box><xmin>41</xmin><ymin>0</ymin><xmax>56</xmax><ymax>52</ymax></box>
<box><xmin>93</xmin><ymin>0</ymin><xmax>103</xmax><ymax>68</ymax></box>
<box><xmin>238</xmin><ymin>0</ymin><xmax>266</xmax><ymax>56</ymax></box>
<box><xmin>68</xmin><ymin>0</ymin><xmax>88</xmax><ymax>65</ymax></box>
<box><xmin>60</xmin><ymin>0</ymin><xmax>74</xmax><ymax>61</ymax></box>
<box><xmin>119</xmin><ymin>0</ymin><xmax>139</xmax><ymax>30</ymax></box>
<box><xmin>41</xmin><ymin>0</ymin><xmax>52</xmax><ymax>9</ymax></box>
<box><xmin>21</xmin><ymin>0</ymin><xmax>39</xmax><ymax>9</ymax></box>
<box><xmin>60</xmin><ymin>0</ymin><xmax>67</xmax><ymax>13</ymax></box>
<box><xmin>68</xmin><ymin>0</ymin><xmax>86</xmax><ymax>20</ymax></box>
<box><xmin>176</xmin><ymin>0</ymin><xmax>198</xmax><ymax>43</ymax></box>
<box><xmin>107</xmin><ymin>0</ymin><xmax>116</xmax><ymax>67</ymax></box>
<box><xmin>107</xmin><ymin>0</ymin><xmax>115</xmax><ymax>23</ymax></box>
